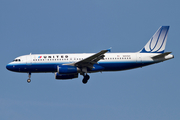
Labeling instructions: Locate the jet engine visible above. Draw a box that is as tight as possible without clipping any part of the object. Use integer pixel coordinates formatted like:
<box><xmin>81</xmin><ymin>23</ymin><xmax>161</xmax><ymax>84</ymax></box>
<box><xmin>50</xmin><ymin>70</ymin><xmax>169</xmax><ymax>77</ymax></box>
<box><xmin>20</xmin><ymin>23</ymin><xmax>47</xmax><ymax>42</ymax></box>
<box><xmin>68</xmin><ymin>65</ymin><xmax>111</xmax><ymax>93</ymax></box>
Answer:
<box><xmin>55</xmin><ymin>72</ymin><xmax>78</xmax><ymax>80</ymax></box>
<box><xmin>57</xmin><ymin>65</ymin><xmax>80</xmax><ymax>74</ymax></box>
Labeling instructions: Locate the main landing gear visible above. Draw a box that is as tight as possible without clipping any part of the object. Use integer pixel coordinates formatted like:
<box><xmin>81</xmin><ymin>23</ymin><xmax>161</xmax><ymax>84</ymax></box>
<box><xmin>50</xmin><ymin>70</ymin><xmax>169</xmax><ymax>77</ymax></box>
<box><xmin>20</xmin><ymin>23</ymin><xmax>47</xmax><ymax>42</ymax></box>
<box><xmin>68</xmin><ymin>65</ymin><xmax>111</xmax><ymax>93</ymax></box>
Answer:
<box><xmin>82</xmin><ymin>74</ymin><xmax>90</xmax><ymax>84</ymax></box>
<box><xmin>81</xmin><ymin>67</ymin><xmax>90</xmax><ymax>84</ymax></box>
<box><xmin>27</xmin><ymin>72</ymin><xmax>31</xmax><ymax>83</ymax></box>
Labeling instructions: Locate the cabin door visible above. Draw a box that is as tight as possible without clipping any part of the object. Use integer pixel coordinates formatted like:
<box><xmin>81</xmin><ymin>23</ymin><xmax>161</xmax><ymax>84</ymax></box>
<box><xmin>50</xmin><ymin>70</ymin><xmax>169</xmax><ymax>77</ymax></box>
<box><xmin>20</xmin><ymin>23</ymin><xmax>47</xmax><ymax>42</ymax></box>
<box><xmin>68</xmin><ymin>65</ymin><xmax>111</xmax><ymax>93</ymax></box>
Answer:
<box><xmin>26</xmin><ymin>55</ymin><xmax>32</xmax><ymax>65</ymax></box>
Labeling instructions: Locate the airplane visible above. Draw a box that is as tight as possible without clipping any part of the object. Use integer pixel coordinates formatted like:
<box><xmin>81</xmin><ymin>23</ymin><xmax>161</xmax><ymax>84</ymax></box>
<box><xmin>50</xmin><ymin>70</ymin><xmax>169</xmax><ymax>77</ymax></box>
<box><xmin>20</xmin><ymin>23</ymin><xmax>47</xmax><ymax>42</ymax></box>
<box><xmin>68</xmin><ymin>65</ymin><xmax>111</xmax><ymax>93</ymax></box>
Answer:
<box><xmin>6</xmin><ymin>26</ymin><xmax>174</xmax><ymax>84</ymax></box>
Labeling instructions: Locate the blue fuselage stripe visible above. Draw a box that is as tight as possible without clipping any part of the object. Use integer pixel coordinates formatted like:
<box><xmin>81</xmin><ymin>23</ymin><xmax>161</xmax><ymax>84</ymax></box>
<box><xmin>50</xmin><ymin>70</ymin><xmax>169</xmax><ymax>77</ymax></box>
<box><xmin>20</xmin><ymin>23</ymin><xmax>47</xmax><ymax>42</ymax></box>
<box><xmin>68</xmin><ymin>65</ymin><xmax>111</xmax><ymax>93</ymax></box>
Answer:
<box><xmin>6</xmin><ymin>61</ymin><xmax>154</xmax><ymax>73</ymax></box>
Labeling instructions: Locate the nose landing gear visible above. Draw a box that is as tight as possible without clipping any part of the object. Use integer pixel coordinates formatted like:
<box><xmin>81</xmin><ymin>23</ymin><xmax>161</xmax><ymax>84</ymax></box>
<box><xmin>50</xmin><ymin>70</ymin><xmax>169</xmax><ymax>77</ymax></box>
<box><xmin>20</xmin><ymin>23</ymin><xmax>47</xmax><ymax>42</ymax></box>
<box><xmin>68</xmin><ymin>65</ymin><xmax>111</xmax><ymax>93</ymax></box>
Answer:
<box><xmin>27</xmin><ymin>72</ymin><xmax>31</xmax><ymax>83</ymax></box>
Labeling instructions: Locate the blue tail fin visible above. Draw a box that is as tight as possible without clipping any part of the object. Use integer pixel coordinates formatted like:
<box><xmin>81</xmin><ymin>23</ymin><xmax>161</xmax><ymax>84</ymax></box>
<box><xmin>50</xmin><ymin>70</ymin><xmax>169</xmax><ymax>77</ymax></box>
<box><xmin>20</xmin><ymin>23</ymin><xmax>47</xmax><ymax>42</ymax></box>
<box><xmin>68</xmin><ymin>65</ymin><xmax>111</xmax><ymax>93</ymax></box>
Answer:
<box><xmin>139</xmin><ymin>26</ymin><xmax>169</xmax><ymax>53</ymax></box>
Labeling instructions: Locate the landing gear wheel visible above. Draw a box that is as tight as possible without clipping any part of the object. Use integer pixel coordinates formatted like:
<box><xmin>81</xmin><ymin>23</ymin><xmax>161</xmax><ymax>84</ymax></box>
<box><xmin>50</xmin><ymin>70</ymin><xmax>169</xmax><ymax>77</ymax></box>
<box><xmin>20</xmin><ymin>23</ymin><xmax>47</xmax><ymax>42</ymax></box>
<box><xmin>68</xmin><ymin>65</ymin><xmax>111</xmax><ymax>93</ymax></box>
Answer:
<box><xmin>85</xmin><ymin>74</ymin><xmax>90</xmax><ymax>80</ymax></box>
<box><xmin>27</xmin><ymin>79</ymin><xmax>31</xmax><ymax>83</ymax></box>
<box><xmin>82</xmin><ymin>78</ymin><xmax>88</xmax><ymax>84</ymax></box>
<box><xmin>82</xmin><ymin>75</ymin><xmax>90</xmax><ymax>84</ymax></box>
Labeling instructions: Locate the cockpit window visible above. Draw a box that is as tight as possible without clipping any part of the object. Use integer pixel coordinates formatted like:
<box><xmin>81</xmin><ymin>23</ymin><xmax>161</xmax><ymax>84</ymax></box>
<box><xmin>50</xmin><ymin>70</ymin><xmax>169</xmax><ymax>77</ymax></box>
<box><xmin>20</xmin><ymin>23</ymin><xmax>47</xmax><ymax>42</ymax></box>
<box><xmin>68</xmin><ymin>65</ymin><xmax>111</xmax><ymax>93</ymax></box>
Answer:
<box><xmin>13</xmin><ymin>59</ymin><xmax>21</xmax><ymax>62</ymax></box>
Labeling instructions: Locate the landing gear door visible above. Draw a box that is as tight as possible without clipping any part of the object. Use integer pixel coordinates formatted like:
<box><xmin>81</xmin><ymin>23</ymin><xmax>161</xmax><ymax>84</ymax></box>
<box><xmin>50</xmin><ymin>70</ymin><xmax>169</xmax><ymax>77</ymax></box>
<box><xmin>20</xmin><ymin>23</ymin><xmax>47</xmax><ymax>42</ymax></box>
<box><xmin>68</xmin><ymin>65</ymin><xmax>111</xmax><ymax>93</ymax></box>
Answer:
<box><xmin>26</xmin><ymin>55</ymin><xmax>32</xmax><ymax>65</ymax></box>
<box><xmin>136</xmin><ymin>53</ymin><xmax>142</xmax><ymax>64</ymax></box>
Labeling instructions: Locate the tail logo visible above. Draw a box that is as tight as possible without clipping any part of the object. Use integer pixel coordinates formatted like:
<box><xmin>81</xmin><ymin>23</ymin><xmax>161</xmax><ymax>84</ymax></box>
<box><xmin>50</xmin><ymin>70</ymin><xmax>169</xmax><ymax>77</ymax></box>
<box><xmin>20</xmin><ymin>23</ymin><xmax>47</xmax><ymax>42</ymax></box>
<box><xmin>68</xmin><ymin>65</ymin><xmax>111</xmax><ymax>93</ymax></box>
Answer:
<box><xmin>140</xmin><ymin>26</ymin><xmax>169</xmax><ymax>53</ymax></box>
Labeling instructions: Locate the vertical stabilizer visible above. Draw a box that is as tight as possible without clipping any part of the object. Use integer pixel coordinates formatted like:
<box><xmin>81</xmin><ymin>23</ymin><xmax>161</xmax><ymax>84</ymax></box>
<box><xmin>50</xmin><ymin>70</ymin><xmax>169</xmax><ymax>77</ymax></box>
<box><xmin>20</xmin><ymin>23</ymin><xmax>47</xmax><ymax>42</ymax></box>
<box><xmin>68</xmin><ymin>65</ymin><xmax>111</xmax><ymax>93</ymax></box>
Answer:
<box><xmin>139</xmin><ymin>26</ymin><xmax>169</xmax><ymax>53</ymax></box>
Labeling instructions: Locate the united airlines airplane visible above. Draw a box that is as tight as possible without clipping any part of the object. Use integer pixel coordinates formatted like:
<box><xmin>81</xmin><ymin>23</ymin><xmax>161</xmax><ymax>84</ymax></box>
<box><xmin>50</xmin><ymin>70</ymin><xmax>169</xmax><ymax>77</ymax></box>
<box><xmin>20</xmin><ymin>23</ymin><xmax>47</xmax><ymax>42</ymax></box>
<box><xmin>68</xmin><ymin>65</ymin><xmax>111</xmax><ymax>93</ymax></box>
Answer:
<box><xmin>6</xmin><ymin>26</ymin><xmax>174</xmax><ymax>84</ymax></box>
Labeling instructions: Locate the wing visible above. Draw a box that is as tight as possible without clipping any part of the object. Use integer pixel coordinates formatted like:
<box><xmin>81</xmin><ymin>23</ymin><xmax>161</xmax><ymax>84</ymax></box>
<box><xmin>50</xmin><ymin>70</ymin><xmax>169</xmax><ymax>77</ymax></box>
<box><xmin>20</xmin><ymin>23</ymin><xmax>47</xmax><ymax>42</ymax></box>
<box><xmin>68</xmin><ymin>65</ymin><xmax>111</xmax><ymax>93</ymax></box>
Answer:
<box><xmin>64</xmin><ymin>48</ymin><xmax>111</xmax><ymax>70</ymax></box>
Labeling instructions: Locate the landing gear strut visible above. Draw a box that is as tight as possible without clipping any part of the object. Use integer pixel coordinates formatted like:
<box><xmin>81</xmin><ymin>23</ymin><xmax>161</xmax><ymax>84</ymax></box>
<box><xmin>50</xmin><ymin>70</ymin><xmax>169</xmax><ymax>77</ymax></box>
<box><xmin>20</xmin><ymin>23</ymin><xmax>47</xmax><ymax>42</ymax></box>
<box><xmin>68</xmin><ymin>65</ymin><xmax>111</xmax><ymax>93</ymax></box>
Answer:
<box><xmin>27</xmin><ymin>72</ymin><xmax>31</xmax><ymax>83</ymax></box>
<box><xmin>82</xmin><ymin>74</ymin><xmax>90</xmax><ymax>84</ymax></box>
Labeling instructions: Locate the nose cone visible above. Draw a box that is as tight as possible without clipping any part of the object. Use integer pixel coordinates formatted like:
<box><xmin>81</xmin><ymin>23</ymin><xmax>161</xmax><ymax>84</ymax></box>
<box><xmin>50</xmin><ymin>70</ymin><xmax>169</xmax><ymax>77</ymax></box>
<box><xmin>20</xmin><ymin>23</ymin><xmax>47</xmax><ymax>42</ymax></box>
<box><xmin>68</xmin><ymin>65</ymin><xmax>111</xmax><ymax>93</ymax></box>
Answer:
<box><xmin>6</xmin><ymin>64</ymin><xmax>11</xmax><ymax>70</ymax></box>
<box><xmin>6</xmin><ymin>63</ymin><xmax>14</xmax><ymax>71</ymax></box>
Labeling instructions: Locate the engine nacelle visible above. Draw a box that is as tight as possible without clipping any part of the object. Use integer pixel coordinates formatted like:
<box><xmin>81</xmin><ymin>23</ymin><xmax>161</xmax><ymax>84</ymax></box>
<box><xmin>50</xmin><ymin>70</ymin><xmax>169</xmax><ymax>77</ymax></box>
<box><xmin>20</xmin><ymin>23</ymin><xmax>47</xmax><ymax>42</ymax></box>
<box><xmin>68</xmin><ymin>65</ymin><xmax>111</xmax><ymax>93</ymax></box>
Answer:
<box><xmin>55</xmin><ymin>72</ymin><xmax>78</xmax><ymax>80</ymax></box>
<box><xmin>57</xmin><ymin>65</ymin><xmax>80</xmax><ymax>74</ymax></box>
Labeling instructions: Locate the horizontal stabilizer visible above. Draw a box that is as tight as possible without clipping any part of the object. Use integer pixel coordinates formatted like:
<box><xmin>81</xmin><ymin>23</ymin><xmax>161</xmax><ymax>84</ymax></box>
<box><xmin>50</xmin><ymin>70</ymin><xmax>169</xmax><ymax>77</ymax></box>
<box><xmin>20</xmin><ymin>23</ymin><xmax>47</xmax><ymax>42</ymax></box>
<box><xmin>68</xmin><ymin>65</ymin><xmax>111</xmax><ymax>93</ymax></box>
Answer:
<box><xmin>151</xmin><ymin>52</ymin><xmax>172</xmax><ymax>59</ymax></box>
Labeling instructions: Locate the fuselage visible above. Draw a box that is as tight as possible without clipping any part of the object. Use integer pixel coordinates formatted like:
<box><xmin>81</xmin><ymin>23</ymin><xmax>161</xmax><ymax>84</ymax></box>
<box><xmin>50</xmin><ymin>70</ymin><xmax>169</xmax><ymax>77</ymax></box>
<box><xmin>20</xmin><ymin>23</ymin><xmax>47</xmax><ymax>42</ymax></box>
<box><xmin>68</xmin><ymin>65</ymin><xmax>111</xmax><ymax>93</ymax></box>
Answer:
<box><xmin>6</xmin><ymin>52</ymin><xmax>173</xmax><ymax>73</ymax></box>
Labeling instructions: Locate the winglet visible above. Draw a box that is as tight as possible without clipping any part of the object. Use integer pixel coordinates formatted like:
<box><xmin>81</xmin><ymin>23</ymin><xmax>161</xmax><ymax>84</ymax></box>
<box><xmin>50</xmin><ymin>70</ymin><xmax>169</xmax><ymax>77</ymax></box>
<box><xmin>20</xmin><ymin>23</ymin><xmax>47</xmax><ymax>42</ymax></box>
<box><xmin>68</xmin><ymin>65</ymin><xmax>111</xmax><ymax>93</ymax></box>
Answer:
<box><xmin>107</xmin><ymin>47</ymin><xmax>112</xmax><ymax>52</ymax></box>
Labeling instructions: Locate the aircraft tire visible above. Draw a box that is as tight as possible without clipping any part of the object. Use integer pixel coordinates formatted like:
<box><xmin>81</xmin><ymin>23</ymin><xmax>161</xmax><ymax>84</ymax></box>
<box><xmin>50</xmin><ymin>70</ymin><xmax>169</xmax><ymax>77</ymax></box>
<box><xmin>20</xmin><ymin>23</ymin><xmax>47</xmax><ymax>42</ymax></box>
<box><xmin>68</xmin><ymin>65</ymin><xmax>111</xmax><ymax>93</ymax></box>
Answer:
<box><xmin>27</xmin><ymin>79</ymin><xmax>31</xmax><ymax>83</ymax></box>
<box><xmin>82</xmin><ymin>75</ymin><xmax>90</xmax><ymax>84</ymax></box>
<box><xmin>82</xmin><ymin>78</ymin><xmax>88</xmax><ymax>84</ymax></box>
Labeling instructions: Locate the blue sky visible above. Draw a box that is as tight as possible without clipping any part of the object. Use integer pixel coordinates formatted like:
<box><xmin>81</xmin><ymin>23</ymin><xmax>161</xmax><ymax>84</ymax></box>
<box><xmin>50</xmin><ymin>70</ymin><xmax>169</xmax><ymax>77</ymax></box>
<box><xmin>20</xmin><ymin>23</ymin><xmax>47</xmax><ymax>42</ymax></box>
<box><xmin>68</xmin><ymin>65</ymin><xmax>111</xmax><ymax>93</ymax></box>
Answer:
<box><xmin>0</xmin><ymin>0</ymin><xmax>179</xmax><ymax>120</ymax></box>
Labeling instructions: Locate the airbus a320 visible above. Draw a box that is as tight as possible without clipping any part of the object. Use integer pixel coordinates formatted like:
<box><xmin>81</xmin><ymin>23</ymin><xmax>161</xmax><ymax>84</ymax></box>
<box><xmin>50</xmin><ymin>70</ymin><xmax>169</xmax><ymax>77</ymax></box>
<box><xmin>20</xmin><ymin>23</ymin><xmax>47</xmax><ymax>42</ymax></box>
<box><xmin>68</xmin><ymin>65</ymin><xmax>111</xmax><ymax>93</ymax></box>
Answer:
<box><xmin>6</xmin><ymin>26</ymin><xmax>174</xmax><ymax>84</ymax></box>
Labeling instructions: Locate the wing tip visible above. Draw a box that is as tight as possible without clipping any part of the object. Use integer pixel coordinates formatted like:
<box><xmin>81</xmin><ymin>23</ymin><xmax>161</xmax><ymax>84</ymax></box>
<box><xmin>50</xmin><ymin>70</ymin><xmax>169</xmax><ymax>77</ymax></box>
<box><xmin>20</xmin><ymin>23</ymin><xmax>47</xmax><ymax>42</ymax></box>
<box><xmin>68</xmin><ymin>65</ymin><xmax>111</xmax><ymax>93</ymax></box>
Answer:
<box><xmin>107</xmin><ymin>47</ymin><xmax>112</xmax><ymax>52</ymax></box>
